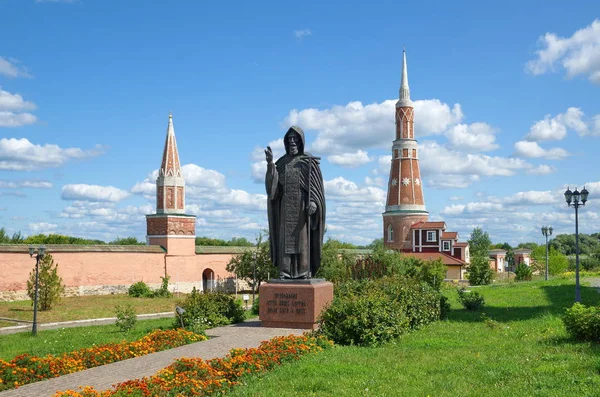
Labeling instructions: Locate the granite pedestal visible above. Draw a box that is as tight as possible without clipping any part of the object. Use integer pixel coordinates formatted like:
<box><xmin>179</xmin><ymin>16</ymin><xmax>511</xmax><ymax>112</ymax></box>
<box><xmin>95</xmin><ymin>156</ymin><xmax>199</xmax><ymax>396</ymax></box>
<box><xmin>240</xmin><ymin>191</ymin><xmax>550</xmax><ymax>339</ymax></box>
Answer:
<box><xmin>259</xmin><ymin>279</ymin><xmax>333</xmax><ymax>330</ymax></box>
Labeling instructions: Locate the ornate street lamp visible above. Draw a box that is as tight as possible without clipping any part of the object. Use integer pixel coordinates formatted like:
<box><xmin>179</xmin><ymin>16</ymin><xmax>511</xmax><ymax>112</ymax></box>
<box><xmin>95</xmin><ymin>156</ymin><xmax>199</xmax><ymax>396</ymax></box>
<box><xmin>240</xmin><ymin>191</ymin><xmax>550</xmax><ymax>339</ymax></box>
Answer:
<box><xmin>564</xmin><ymin>186</ymin><xmax>589</xmax><ymax>302</ymax></box>
<box><xmin>28</xmin><ymin>244</ymin><xmax>46</xmax><ymax>336</ymax></box>
<box><xmin>541</xmin><ymin>226</ymin><xmax>553</xmax><ymax>281</ymax></box>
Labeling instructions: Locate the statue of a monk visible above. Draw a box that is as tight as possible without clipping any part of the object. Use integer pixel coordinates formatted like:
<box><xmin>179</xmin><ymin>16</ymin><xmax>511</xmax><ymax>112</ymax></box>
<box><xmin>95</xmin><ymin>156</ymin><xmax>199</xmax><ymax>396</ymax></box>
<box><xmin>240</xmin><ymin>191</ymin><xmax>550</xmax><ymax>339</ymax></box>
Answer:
<box><xmin>265</xmin><ymin>126</ymin><xmax>326</xmax><ymax>279</ymax></box>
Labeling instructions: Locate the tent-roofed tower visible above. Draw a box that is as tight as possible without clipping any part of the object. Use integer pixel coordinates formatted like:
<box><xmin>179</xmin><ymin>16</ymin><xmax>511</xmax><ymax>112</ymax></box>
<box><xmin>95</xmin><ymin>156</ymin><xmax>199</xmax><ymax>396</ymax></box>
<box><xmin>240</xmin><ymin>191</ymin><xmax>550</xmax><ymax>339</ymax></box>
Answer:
<box><xmin>382</xmin><ymin>50</ymin><xmax>429</xmax><ymax>250</ymax></box>
<box><xmin>146</xmin><ymin>113</ymin><xmax>196</xmax><ymax>255</ymax></box>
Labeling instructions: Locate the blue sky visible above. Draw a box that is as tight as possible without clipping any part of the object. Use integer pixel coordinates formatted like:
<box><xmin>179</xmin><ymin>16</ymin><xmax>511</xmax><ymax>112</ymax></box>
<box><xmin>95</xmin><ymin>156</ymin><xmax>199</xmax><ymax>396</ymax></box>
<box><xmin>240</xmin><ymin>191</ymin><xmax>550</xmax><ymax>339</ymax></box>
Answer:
<box><xmin>1</xmin><ymin>0</ymin><xmax>599</xmax><ymax>246</ymax></box>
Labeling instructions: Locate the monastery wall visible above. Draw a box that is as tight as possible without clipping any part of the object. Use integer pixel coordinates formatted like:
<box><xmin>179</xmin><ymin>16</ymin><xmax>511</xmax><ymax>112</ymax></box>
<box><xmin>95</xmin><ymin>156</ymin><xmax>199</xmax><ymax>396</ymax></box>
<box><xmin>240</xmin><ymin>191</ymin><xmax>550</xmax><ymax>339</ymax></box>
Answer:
<box><xmin>0</xmin><ymin>245</ymin><xmax>246</xmax><ymax>302</ymax></box>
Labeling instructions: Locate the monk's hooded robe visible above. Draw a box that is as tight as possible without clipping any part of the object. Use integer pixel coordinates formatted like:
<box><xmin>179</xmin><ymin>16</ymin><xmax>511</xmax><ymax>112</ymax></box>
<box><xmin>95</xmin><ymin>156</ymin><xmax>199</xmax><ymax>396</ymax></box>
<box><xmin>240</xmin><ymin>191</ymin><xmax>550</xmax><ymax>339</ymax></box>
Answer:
<box><xmin>265</xmin><ymin>126</ymin><xmax>326</xmax><ymax>279</ymax></box>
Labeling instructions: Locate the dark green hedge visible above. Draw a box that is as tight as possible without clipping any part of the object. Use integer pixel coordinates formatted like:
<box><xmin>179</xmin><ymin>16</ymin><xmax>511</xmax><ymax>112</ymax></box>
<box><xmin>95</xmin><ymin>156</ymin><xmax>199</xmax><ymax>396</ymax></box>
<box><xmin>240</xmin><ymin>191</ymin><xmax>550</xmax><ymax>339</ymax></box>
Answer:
<box><xmin>317</xmin><ymin>276</ymin><xmax>442</xmax><ymax>346</ymax></box>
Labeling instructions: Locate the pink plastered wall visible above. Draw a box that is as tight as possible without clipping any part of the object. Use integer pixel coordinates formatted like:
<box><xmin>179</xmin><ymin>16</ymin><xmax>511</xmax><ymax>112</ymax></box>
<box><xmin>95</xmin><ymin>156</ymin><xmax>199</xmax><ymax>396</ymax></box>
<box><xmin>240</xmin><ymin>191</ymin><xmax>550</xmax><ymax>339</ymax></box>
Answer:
<box><xmin>0</xmin><ymin>252</ymin><xmax>166</xmax><ymax>291</ymax></box>
<box><xmin>0</xmin><ymin>250</ymin><xmax>236</xmax><ymax>297</ymax></box>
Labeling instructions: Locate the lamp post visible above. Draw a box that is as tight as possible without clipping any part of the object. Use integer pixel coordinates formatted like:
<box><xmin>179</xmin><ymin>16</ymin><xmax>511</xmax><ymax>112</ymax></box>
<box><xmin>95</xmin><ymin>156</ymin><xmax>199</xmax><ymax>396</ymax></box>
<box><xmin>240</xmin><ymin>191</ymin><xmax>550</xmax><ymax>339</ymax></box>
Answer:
<box><xmin>541</xmin><ymin>226</ymin><xmax>553</xmax><ymax>281</ymax></box>
<box><xmin>28</xmin><ymin>244</ymin><xmax>46</xmax><ymax>336</ymax></box>
<box><xmin>564</xmin><ymin>186</ymin><xmax>589</xmax><ymax>303</ymax></box>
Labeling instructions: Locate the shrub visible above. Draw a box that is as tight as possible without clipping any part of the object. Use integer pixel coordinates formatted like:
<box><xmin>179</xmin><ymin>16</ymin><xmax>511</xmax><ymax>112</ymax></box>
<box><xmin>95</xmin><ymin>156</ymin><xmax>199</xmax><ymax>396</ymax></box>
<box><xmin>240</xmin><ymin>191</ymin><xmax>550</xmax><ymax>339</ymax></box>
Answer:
<box><xmin>440</xmin><ymin>295</ymin><xmax>451</xmax><ymax>319</ymax></box>
<box><xmin>466</xmin><ymin>255</ymin><xmax>494</xmax><ymax>286</ymax></box>
<box><xmin>251</xmin><ymin>296</ymin><xmax>260</xmax><ymax>315</ymax></box>
<box><xmin>174</xmin><ymin>288</ymin><xmax>245</xmax><ymax>330</ymax></box>
<box><xmin>457</xmin><ymin>287</ymin><xmax>485</xmax><ymax>311</ymax></box>
<box><xmin>581</xmin><ymin>256</ymin><xmax>600</xmax><ymax>271</ymax></box>
<box><xmin>318</xmin><ymin>276</ymin><xmax>441</xmax><ymax>346</ymax></box>
<box><xmin>114</xmin><ymin>304</ymin><xmax>137</xmax><ymax>332</ymax></box>
<box><xmin>26</xmin><ymin>253</ymin><xmax>65</xmax><ymax>311</ymax></box>
<box><xmin>515</xmin><ymin>263</ymin><xmax>533</xmax><ymax>281</ymax></box>
<box><xmin>563</xmin><ymin>302</ymin><xmax>600</xmax><ymax>342</ymax></box>
<box><xmin>128</xmin><ymin>281</ymin><xmax>152</xmax><ymax>298</ymax></box>
<box><xmin>152</xmin><ymin>276</ymin><xmax>173</xmax><ymax>298</ymax></box>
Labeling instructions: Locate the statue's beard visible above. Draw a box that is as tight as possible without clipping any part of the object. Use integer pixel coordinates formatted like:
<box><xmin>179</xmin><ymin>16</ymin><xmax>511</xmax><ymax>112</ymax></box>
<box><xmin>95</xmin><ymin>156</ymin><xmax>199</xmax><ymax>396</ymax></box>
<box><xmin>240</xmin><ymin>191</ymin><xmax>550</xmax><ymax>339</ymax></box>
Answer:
<box><xmin>289</xmin><ymin>145</ymin><xmax>298</xmax><ymax>155</ymax></box>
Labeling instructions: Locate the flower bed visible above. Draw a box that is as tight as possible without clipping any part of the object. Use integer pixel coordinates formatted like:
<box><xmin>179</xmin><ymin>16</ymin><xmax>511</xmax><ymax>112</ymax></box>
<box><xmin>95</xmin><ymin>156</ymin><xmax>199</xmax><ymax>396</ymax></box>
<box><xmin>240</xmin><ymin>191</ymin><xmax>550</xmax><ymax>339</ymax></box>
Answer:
<box><xmin>0</xmin><ymin>329</ymin><xmax>205</xmax><ymax>391</ymax></box>
<box><xmin>55</xmin><ymin>334</ymin><xmax>333</xmax><ymax>396</ymax></box>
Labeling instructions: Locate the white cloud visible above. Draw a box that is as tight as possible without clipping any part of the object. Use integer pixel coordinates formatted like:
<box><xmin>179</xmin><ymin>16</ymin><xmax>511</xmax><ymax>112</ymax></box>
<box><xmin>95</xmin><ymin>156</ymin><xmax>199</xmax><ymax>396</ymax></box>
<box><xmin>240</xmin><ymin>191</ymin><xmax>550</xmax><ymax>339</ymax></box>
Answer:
<box><xmin>0</xmin><ymin>179</ymin><xmax>52</xmax><ymax>189</ymax></box>
<box><xmin>0</xmin><ymin>88</ymin><xmax>36</xmax><ymax>111</ymax></box>
<box><xmin>449</xmin><ymin>196</ymin><xmax>464</xmax><ymax>201</ymax></box>
<box><xmin>420</xmin><ymin>141</ymin><xmax>532</xmax><ymax>177</ymax></box>
<box><xmin>527</xmin><ymin>164</ymin><xmax>556</xmax><ymax>175</ymax></box>
<box><xmin>0</xmin><ymin>138</ymin><xmax>105</xmax><ymax>170</ymax></box>
<box><xmin>526</xmin><ymin>19</ymin><xmax>600</xmax><ymax>83</ymax></box>
<box><xmin>324</xmin><ymin>176</ymin><xmax>386</xmax><ymax>204</ymax></box>
<box><xmin>282</xmin><ymin>98</ymin><xmax>463</xmax><ymax>155</ymax></box>
<box><xmin>364</xmin><ymin>176</ymin><xmax>384</xmax><ymax>187</ymax></box>
<box><xmin>62</xmin><ymin>184</ymin><xmax>131</xmax><ymax>202</ymax></box>
<box><xmin>29</xmin><ymin>222</ymin><xmax>58</xmax><ymax>234</ymax></box>
<box><xmin>294</xmin><ymin>29</ymin><xmax>311</xmax><ymax>39</ymax></box>
<box><xmin>445</xmin><ymin>122</ymin><xmax>498</xmax><ymax>152</ymax></box>
<box><xmin>327</xmin><ymin>150</ymin><xmax>373</xmax><ymax>167</ymax></box>
<box><xmin>413</xmin><ymin>99</ymin><xmax>463</xmax><ymax>135</ymax></box>
<box><xmin>501</xmin><ymin>190</ymin><xmax>558</xmax><ymax>206</ymax></box>
<box><xmin>525</xmin><ymin>107</ymin><xmax>587</xmax><ymax>141</ymax></box>
<box><xmin>587</xmin><ymin>114</ymin><xmax>600</xmax><ymax>137</ymax></box>
<box><xmin>0</xmin><ymin>111</ymin><xmax>37</xmax><ymax>127</ymax></box>
<box><xmin>0</xmin><ymin>57</ymin><xmax>31</xmax><ymax>78</ymax></box>
<box><xmin>514</xmin><ymin>140</ymin><xmax>569</xmax><ymax>160</ymax></box>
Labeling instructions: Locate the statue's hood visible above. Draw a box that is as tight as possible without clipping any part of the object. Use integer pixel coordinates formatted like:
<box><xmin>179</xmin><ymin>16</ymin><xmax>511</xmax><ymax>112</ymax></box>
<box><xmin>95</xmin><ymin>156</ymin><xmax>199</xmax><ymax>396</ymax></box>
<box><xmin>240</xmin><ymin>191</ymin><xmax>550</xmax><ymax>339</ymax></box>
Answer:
<box><xmin>284</xmin><ymin>126</ymin><xmax>305</xmax><ymax>155</ymax></box>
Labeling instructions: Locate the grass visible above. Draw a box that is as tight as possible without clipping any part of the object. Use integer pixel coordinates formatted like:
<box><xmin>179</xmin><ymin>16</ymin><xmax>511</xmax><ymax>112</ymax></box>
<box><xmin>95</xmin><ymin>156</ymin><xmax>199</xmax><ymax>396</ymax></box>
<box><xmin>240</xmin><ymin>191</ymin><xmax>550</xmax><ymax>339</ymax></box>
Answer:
<box><xmin>0</xmin><ymin>294</ymin><xmax>182</xmax><ymax>324</ymax></box>
<box><xmin>0</xmin><ymin>317</ymin><xmax>176</xmax><ymax>360</ymax></box>
<box><xmin>228</xmin><ymin>278</ymin><xmax>600</xmax><ymax>397</ymax></box>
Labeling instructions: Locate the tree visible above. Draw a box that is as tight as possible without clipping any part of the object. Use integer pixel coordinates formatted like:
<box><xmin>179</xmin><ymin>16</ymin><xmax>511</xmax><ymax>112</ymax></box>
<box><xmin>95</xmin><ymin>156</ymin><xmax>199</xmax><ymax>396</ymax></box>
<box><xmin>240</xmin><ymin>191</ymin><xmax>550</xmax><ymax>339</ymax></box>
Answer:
<box><xmin>467</xmin><ymin>255</ymin><xmax>494</xmax><ymax>285</ymax></box>
<box><xmin>531</xmin><ymin>245</ymin><xmax>569</xmax><ymax>276</ymax></box>
<box><xmin>225</xmin><ymin>234</ymin><xmax>277</xmax><ymax>291</ymax></box>
<box><xmin>26</xmin><ymin>253</ymin><xmax>65</xmax><ymax>311</ymax></box>
<box><xmin>316</xmin><ymin>238</ymin><xmax>357</xmax><ymax>282</ymax></box>
<box><xmin>468</xmin><ymin>227</ymin><xmax>492</xmax><ymax>259</ymax></box>
<box><xmin>109</xmin><ymin>237</ymin><xmax>145</xmax><ymax>245</ymax></box>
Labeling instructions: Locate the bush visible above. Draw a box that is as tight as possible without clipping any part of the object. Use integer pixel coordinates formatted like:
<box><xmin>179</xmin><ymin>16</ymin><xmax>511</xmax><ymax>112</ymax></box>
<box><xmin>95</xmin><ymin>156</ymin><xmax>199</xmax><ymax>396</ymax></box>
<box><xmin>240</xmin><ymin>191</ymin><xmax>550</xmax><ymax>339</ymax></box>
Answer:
<box><xmin>152</xmin><ymin>276</ymin><xmax>173</xmax><ymax>298</ymax></box>
<box><xmin>174</xmin><ymin>288</ymin><xmax>245</xmax><ymax>331</ymax></box>
<box><xmin>563</xmin><ymin>303</ymin><xmax>600</xmax><ymax>342</ymax></box>
<box><xmin>440</xmin><ymin>295</ymin><xmax>451</xmax><ymax>319</ymax></box>
<box><xmin>114</xmin><ymin>304</ymin><xmax>137</xmax><ymax>332</ymax></box>
<box><xmin>515</xmin><ymin>263</ymin><xmax>533</xmax><ymax>281</ymax></box>
<box><xmin>251</xmin><ymin>296</ymin><xmax>260</xmax><ymax>315</ymax></box>
<box><xmin>318</xmin><ymin>276</ymin><xmax>441</xmax><ymax>346</ymax></box>
<box><xmin>128</xmin><ymin>281</ymin><xmax>152</xmax><ymax>298</ymax></box>
<box><xmin>457</xmin><ymin>287</ymin><xmax>485</xmax><ymax>311</ymax></box>
<box><xmin>581</xmin><ymin>256</ymin><xmax>600</xmax><ymax>271</ymax></box>
<box><xmin>466</xmin><ymin>255</ymin><xmax>494</xmax><ymax>286</ymax></box>
<box><xmin>26</xmin><ymin>253</ymin><xmax>65</xmax><ymax>311</ymax></box>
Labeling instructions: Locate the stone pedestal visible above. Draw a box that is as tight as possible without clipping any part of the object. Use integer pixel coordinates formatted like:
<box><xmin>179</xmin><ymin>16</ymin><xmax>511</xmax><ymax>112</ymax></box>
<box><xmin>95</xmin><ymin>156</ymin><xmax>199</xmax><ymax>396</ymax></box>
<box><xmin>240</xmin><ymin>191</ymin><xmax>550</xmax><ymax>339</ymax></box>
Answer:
<box><xmin>259</xmin><ymin>279</ymin><xmax>333</xmax><ymax>330</ymax></box>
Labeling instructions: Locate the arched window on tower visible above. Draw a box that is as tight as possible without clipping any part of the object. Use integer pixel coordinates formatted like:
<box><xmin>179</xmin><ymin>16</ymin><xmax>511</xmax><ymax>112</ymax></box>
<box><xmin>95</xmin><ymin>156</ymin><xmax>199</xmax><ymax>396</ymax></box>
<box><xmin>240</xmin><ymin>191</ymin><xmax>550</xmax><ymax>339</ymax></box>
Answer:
<box><xmin>387</xmin><ymin>225</ymin><xmax>394</xmax><ymax>242</ymax></box>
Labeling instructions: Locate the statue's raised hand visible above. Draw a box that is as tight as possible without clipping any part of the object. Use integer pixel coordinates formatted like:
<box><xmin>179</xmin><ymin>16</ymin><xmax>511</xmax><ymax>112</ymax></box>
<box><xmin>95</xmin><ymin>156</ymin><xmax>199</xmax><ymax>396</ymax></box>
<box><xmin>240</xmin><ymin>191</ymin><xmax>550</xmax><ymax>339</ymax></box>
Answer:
<box><xmin>265</xmin><ymin>146</ymin><xmax>273</xmax><ymax>164</ymax></box>
<box><xmin>308</xmin><ymin>201</ymin><xmax>317</xmax><ymax>216</ymax></box>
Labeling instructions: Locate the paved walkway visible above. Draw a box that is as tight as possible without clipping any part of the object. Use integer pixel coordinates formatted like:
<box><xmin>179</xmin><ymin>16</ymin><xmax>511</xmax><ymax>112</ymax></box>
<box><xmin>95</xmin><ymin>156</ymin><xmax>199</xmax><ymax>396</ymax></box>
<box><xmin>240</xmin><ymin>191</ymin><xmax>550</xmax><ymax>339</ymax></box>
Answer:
<box><xmin>0</xmin><ymin>321</ymin><xmax>305</xmax><ymax>397</ymax></box>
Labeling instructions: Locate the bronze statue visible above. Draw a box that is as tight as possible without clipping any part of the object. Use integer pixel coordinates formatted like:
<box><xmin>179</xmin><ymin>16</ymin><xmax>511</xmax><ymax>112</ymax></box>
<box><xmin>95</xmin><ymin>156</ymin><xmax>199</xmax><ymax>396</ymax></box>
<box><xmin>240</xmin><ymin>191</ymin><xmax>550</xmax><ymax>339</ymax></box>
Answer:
<box><xmin>265</xmin><ymin>126</ymin><xmax>326</xmax><ymax>279</ymax></box>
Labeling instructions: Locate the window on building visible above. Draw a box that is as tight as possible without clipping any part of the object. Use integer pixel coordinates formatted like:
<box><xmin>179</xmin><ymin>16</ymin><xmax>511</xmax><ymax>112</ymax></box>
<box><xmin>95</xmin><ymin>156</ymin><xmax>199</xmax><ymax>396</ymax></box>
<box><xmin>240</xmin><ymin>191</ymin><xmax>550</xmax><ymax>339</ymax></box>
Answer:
<box><xmin>426</xmin><ymin>231</ymin><xmax>436</xmax><ymax>242</ymax></box>
<box><xmin>387</xmin><ymin>225</ymin><xmax>394</xmax><ymax>242</ymax></box>
<box><xmin>442</xmin><ymin>241</ymin><xmax>450</xmax><ymax>251</ymax></box>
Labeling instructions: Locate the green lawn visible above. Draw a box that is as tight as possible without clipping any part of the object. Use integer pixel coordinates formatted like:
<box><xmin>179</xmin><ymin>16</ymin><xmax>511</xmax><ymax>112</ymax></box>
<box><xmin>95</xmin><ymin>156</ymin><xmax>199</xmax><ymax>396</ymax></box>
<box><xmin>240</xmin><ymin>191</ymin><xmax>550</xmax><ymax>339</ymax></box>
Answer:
<box><xmin>0</xmin><ymin>317</ymin><xmax>175</xmax><ymax>360</ymax></box>
<box><xmin>229</xmin><ymin>279</ymin><xmax>600</xmax><ymax>397</ymax></box>
<box><xmin>0</xmin><ymin>294</ymin><xmax>183</xmax><ymax>324</ymax></box>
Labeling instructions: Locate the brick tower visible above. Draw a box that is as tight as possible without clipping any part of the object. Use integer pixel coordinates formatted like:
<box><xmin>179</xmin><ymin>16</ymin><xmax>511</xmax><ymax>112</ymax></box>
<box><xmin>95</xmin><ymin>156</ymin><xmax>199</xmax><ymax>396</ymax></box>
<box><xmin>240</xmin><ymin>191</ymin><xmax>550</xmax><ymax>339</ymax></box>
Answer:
<box><xmin>382</xmin><ymin>50</ymin><xmax>429</xmax><ymax>250</ymax></box>
<box><xmin>146</xmin><ymin>113</ymin><xmax>196</xmax><ymax>255</ymax></box>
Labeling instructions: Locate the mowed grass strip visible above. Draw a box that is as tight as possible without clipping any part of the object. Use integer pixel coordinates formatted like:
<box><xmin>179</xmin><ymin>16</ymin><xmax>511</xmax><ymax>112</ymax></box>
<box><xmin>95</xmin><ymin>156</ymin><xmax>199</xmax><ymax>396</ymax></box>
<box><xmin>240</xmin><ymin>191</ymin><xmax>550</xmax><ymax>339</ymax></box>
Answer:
<box><xmin>0</xmin><ymin>317</ymin><xmax>176</xmax><ymax>360</ymax></box>
<box><xmin>0</xmin><ymin>293</ymin><xmax>183</xmax><ymax>324</ymax></box>
<box><xmin>228</xmin><ymin>279</ymin><xmax>600</xmax><ymax>397</ymax></box>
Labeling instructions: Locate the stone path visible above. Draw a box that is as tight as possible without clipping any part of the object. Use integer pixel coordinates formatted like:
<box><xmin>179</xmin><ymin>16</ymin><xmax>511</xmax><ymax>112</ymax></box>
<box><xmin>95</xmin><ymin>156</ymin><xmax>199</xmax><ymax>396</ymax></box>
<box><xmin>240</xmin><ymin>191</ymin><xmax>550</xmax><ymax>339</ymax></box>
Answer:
<box><xmin>0</xmin><ymin>321</ymin><xmax>304</xmax><ymax>397</ymax></box>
